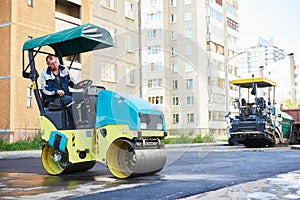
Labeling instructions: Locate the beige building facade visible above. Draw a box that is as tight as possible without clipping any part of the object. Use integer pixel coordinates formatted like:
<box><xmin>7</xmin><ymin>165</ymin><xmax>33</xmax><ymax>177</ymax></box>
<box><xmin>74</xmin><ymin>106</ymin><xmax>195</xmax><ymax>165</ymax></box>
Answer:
<box><xmin>142</xmin><ymin>0</ymin><xmax>239</xmax><ymax>135</ymax></box>
<box><xmin>0</xmin><ymin>0</ymin><xmax>140</xmax><ymax>142</ymax></box>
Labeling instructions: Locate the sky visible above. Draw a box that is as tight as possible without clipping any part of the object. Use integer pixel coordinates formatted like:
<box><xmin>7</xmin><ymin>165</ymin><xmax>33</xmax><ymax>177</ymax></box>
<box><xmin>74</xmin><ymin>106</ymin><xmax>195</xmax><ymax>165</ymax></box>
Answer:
<box><xmin>238</xmin><ymin>0</ymin><xmax>300</xmax><ymax>62</ymax></box>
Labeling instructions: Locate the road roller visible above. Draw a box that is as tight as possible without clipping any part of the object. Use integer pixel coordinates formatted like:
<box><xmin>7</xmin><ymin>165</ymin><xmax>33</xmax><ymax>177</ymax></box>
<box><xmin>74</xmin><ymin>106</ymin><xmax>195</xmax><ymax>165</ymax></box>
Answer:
<box><xmin>22</xmin><ymin>24</ymin><xmax>167</xmax><ymax>178</ymax></box>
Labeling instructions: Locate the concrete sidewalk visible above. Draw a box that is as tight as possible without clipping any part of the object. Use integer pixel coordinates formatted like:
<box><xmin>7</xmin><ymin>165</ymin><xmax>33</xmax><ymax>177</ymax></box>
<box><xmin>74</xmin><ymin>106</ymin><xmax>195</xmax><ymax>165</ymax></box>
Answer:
<box><xmin>182</xmin><ymin>170</ymin><xmax>300</xmax><ymax>200</ymax></box>
<box><xmin>291</xmin><ymin>145</ymin><xmax>300</xmax><ymax>150</ymax></box>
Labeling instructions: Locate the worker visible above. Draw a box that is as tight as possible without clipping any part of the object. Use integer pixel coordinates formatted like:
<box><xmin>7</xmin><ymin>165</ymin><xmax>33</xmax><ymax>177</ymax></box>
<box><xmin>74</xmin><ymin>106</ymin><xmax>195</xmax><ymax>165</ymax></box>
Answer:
<box><xmin>41</xmin><ymin>55</ymin><xmax>87</xmax><ymax>127</ymax></box>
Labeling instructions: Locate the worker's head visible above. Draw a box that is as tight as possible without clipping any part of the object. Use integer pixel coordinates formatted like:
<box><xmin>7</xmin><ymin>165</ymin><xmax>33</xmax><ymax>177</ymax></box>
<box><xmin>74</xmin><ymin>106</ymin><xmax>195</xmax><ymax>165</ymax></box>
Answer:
<box><xmin>46</xmin><ymin>55</ymin><xmax>58</xmax><ymax>71</ymax></box>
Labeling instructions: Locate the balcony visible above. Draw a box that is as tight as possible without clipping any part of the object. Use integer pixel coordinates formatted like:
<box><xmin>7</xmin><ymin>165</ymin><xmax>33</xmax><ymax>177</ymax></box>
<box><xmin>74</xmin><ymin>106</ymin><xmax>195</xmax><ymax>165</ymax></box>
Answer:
<box><xmin>55</xmin><ymin>0</ymin><xmax>81</xmax><ymax>25</ymax></box>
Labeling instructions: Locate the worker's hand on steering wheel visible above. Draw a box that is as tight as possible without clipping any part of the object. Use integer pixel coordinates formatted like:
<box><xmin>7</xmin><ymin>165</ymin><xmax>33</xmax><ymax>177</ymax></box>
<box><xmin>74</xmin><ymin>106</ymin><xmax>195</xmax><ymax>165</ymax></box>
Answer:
<box><xmin>57</xmin><ymin>90</ymin><xmax>65</xmax><ymax>97</ymax></box>
<box><xmin>73</xmin><ymin>79</ymin><xmax>93</xmax><ymax>90</ymax></box>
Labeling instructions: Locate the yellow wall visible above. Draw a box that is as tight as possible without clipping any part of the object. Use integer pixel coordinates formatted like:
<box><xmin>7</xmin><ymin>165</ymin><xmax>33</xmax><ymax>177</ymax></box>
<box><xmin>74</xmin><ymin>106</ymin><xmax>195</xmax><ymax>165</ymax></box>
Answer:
<box><xmin>0</xmin><ymin>0</ymin><xmax>12</xmax><ymax>130</ymax></box>
<box><xmin>7</xmin><ymin>0</ymin><xmax>56</xmax><ymax>141</ymax></box>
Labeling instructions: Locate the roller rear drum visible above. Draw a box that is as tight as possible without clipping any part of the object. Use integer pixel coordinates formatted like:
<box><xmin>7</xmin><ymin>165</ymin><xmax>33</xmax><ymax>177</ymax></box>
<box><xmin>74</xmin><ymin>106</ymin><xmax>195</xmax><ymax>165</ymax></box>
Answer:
<box><xmin>42</xmin><ymin>144</ymin><xmax>95</xmax><ymax>175</ymax></box>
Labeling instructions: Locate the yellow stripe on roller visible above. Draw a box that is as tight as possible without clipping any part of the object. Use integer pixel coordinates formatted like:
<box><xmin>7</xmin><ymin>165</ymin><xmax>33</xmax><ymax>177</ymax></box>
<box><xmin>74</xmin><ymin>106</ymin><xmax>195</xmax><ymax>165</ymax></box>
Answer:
<box><xmin>72</xmin><ymin>133</ymin><xmax>75</xmax><ymax>146</ymax></box>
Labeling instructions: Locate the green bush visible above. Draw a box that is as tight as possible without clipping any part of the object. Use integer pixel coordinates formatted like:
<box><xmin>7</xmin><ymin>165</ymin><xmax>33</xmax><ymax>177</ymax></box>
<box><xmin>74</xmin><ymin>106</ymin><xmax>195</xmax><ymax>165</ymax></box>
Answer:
<box><xmin>0</xmin><ymin>136</ymin><xmax>44</xmax><ymax>151</ymax></box>
<box><xmin>162</xmin><ymin>134</ymin><xmax>215</xmax><ymax>144</ymax></box>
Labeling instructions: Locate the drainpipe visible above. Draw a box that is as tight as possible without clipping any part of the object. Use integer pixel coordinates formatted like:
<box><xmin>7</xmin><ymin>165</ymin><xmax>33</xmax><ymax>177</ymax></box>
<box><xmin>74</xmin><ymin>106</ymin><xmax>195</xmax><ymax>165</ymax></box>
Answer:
<box><xmin>138</xmin><ymin>0</ymin><xmax>142</xmax><ymax>98</ymax></box>
<box><xmin>288</xmin><ymin>53</ymin><xmax>296</xmax><ymax>102</ymax></box>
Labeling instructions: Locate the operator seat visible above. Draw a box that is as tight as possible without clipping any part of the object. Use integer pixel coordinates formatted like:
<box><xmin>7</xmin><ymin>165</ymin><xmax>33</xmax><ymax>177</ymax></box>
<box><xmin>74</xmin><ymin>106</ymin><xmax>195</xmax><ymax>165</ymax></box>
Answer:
<box><xmin>256</xmin><ymin>97</ymin><xmax>266</xmax><ymax>109</ymax></box>
<box><xmin>241</xmin><ymin>98</ymin><xmax>246</xmax><ymax>107</ymax></box>
<box><xmin>40</xmin><ymin>90</ymin><xmax>65</xmax><ymax>110</ymax></box>
<box><xmin>240</xmin><ymin>98</ymin><xmax>250</xmax><ymax>120</ymax></box>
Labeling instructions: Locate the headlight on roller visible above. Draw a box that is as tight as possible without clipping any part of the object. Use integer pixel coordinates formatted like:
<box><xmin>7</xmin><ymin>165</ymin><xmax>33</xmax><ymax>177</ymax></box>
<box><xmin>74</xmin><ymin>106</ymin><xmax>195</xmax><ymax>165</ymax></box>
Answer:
<box><xmin>140</xmin><ymin>123</ymin><xmax>147</xmax><ymax>129</ymax></box>
<box><xmin>157</xmin><ymin>123</ymin><xmax>163</xmax><ymax>130</ymax></box>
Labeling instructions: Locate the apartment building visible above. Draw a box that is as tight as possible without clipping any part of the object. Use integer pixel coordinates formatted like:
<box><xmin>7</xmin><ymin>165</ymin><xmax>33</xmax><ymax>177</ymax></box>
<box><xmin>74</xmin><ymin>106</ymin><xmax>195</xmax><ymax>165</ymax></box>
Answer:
<box><xmin>141</xmin><ymin>0</ymin><xmax>170</xmax><ymax>129</ymax></box>
<box><xmin>142</xmin><ymin>0</ymin><xmax>239</xmax><ymax>134</ymax></box>
<box><xmin>206</xmin><ymin>0</ymin><xmax>239</xmax><ymax>133</ymax></box>
<box><xmin>0</xmin><ymin>0</ymin><xmax>140</xmax><ymax>142</ymax></box>
<box><xmin>239</xmin><ymin>37</ymin><xmax>286</xmax><ymax>77</ymax></box>
<box><xmin>87</xmin><ymin>0</ymin><xmax>140</xmax><ymax>95</ymax></box>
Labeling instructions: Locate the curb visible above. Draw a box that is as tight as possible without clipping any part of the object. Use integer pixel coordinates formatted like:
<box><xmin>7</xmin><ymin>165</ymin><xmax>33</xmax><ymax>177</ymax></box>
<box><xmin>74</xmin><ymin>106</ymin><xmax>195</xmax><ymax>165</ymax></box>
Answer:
<box><xmin>0</xmin><ymin>143</ymin><xmax>227</xmax><ymax>160</ymax></box>
<box><xmin>0</xmin><ymin>150</ymin><xmax>41</xmax><ymax>160</ymax></box>
<box><xmin>2</xmin><ymin>142</ymin><xmax>297</xmax><ymax>160</ymax></box>
<box><xmin>291</xmin><ymin>145</ymin><xmax>300</xmax><ymax>150</ymax></box>
<box><xmin>165</xmin><ymin>142</ymin><xmax>227</xmax><ymax>149</ymax></box>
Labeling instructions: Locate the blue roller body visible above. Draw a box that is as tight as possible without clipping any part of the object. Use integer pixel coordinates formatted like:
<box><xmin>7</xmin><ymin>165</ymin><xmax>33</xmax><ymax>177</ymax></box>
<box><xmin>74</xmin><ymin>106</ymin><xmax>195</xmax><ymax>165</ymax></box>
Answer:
<box><xmin>48</xmin><ymin>131</ymin><xmax>68</xmax><ymax>152</ymax></box>
<box><xmin>95</xmin><ymin>90</ymin><xmax>165</xmax><ymax>130</ymax></box>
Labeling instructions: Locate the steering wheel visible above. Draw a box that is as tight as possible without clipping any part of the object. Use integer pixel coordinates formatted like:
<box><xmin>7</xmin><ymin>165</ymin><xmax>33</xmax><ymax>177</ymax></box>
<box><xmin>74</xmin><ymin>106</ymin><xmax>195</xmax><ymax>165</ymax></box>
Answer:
<box><xmin>73</xmin><ymin>79</ymin><xmax>93</xmax><ymax>89</ymax></box>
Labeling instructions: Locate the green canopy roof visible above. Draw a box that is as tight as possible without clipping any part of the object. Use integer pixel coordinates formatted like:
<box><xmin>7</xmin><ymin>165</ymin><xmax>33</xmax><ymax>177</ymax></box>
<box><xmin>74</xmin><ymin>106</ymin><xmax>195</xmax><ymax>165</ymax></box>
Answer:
<box><xmin>23</xmin><ymin>23</ymin><xmax>114</xmax><ymax>56</ymax></box>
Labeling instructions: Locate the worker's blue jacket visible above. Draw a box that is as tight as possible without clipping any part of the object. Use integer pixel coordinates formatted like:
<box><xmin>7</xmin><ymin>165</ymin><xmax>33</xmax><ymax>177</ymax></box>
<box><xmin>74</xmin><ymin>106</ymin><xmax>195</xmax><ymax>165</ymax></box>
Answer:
<box><xmin>41</xmin><ymin>65</ymin><xmax>74</xmax><ymax>97</ymax></box>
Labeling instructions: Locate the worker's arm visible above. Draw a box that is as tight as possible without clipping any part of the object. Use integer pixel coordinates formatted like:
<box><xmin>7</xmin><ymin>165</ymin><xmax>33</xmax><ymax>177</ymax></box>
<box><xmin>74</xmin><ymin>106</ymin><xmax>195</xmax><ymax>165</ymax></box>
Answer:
<box><xmin>63</xmin><ymin>66</ymin><xmax>75</xmax><ymax>88</ymax></box>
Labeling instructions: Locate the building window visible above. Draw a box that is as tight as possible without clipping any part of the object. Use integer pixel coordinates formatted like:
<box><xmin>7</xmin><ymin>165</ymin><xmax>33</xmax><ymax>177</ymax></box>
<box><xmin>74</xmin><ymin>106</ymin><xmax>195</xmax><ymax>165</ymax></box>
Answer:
<box><xmin>171</xmin><ymin>30</ymin><xmax>177</xmax><ymax>40</ymax></box>
<box><xmin>27</xmin><ymin>87</ymin><xmax>33</xmax><ymax>108</ymax></box>
<box><xmin>186</xmin><ymin>79</ymin><xmax>193</xmax><ymax>89</ymax></box>
<box><xmin>150</xmin><ymin>63</ymin><xmax>155</xmax><ymax>71</ymax></box>
<box><xmin>148</xmin><ymin>0</ymin><xmax>161</xmax><ymax>6</ymax></box>
<box><xmin>171</xmin><ymin>63</ymin><xmax>178</xmax><ymax>73</ymax></box>
<box><xmin>101</xmin><ymin>0</ymin><xmax>116</xmax><ymax>10</ymax></box>
<box><xmin>125</xmin><ymin>35</ymin><xmax>134</xmax><ymax>52</ymax></box>
<box><xmin>147</xmin><ymin>11</ymin><xmax>162</xmax><ymax>22</ymax></box>
<box><xmin>147</xmin><ymin>29</ymin><xmax>162</xmax><ymax>39</ymax></box>
<box><xmin>184</xmin><ymin>0</ymin><xmax>192</xmax><ymax>5</ymax></box>
<box><xmin>209</xmin><ymin>7</ymin><xmax>223</xmax><ymax>23</ymax></box>
<box><xmin>185</xmin><ymin>62</ymin><xmax>193</xmax><ymax>72</ymax></box>
<box><xmin>170</xmin><ymin>14</ymin><xmax>177</xmax><ymax>23</ymax></box>
<box><xmin>173</xmin><ymin>114</ymin><xmax>179</xmax><ymax>124</ymax></box>
<box><xmin>148</xmin><ymin>79</ymin><xmax>163</xmax><ymax>88</ymax></box>
<box><xmin>187</xmin><ymin>96</ymin><xmax>194</xmax><ymax>105</ymax></box>
<box><xmin>226</xmin><ymin>3</ymin><xmax>238</xmax><ymax>16</ymax></box>
<box><xmin>187</xmin><ymin>113</ymin><xmax>194</xmax><ymax>123</ymax></box>
<box><xmin>101</xmin><ymin>63</ymin><xmax>117</xmax><ymax>82</ymax></box>
<box><xmin>148</xmin><ymin>96</ymin><xmax>163</xmax><ymax>104</ymax></box>
<box><xmin>184</xmin><ymin>12</ymin><xmax>192</xmax><ymax>21</ymax></box>
<box><xmin>208</xmin><ymin>111</ymin><xmax>212</xmax><ymax>121</ymax></box>
<box><xmin>170</xmin><ymin>0</ymin><xmax>176</xmax><ymax>7</ymax></box>
<box><xmin>149</xmin><ymin>62</ymin><xmax>162</xmax><ymax>71</ymax></box>
<box><xmin>218</xmin><ymin>78</ymin><xmax>225</xmax><ymax>88</ymax></box>
<box><xmin>28</xmin><ymin>0</ymin><xmax>34</xmax><ymax>7</ymax></box>
<box><xmin>173</xmin><ymin>97</ymin><xmax>179</xmax><ymax>106</ymax></box>
<box><xmin>185</xmin><ymin>28</ymin><xmax>192</xmax><ymax>38</ymax></box>
<box><xmin>185</xmin><ymin>45</ymin><xmax>192</xmax><ymax>55</ymax></box>
<box><xmin>216</xmin><ymin>44</ymin><xmax>224</xmax><ymax>55</ymax></box>
<box><xmin>126</xmin><ymin>68</ymin><xmax>134</xmax><ymax>85</ymax></box>
<box><xmin>148</xmin><ymin>45</ymin><xmax>161</xmax><ymax>55</ymax></box>
<box><xmin>172</xmin><ymin>80</ymin><xmax>178</xmax><ymax>90</ymax></box>
<box><xmin>171</xmin><ymin>47</ymin><xmax>177</xmax><ymax>56</ymax></box>
<box><xmin>227</xmin><ymin>18</ymin><xmax>239</xmax><ymax>31</ymax></box>
<box><xmin>125</xmin><ymin>1</ymin><xmax>134</xmax><ymax>19</ymax></box>
<box><xmin>148</xmin><ymin>80</ymin><xmax>153</xmax><ymax>88</ymax></box>
<box><xmin>157</xmin><ymin>79</ymin><xmax>163</xmax><ymax>87</ymax></box>
<box><xmin>207</xmin><ymin>41</ymin><xmax>224</xmax><ymax>55</ymax></box>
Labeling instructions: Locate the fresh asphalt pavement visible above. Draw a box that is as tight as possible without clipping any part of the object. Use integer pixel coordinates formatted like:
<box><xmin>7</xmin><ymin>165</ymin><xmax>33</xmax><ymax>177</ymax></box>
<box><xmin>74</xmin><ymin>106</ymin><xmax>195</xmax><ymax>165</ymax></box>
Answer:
<box><xmin>0</xmin><ymin>144</ymin><xmax>300</xmax><ymax>199</ymax></box>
